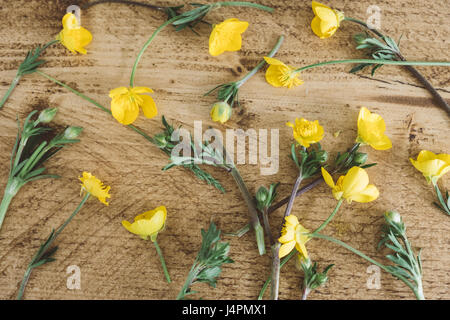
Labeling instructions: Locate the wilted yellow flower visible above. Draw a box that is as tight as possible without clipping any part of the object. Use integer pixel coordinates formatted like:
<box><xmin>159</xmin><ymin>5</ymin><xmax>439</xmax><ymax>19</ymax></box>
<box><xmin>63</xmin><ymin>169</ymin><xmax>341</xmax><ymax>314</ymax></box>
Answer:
<box><xmin>264</xmin><ymin>57</ymin><xmax>303</xmax><ymax>88</ymax></box>
<box><xmin>278</xmin><ymin>215</ymin><xmax>310</xmax><ymax>258</ymax></box>
<box><xmin>286</xmin><ymin>118</ymin><xmax>324</xmax><ymax>148</ymax></box>
<box><xmin>109</xmin><ymin>87</ymin><xmax>157</xmax><ymax>125</ymax></box>
<box><xmin>79</xmin><ymin>172</ymin><xmax>111</xmax><ymax>205</ymax></box>
<box><xmin>209</xmin><ymin>18</ymin><xmax>249</xmax><ymax>56</ymax></box>
<box><xmin>321</xmin><ymin>166</ymin><xmax>379</xmax><ymax>203</ymax></box>
<box><xmin>410</xmin><ymin>150</ymin><xmax>450</xmax><ymax>185</ymax></box>
<box><xmin>210</xmin><ymin>102</ymin><xmax>232</xmax><ymax>123</ymax></box>
<box><xmin>356</xmin><ymin>107</ymin><xmax>392</xmax><ymax>150</ymax></box>
<box><xmin>311</xmin><ymin>1</ymin><xmax>344</xmax><ymax>39</ymax></box>
<box><xmin>56</xmin><ymin>13</ymin><xmax>92</xmax><ymax>54</ymax></box>
<box><xmin>122</xmin><ymin>206</ymin><xmax>167</xmax><ymax>241</ymax></box>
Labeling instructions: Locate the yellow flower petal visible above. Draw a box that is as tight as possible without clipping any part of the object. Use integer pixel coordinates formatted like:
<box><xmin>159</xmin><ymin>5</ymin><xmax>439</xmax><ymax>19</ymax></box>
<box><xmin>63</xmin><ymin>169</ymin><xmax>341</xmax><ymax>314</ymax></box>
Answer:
<box><xmin>111</xmin><ymin>96</ymin><xmax>139</xmax><ymax>125</ymax></box>
<box><xmin>264</xmin><ymin>57</ymin><xmax>286</xmax><ymax>67</ymax></box>
<box><xmin>285</xmin><ymin>215</ymin><xmax>299</xmax><ymax>226</ymax></box>
<box><xmin>131</xmin><ymin>87</ymin><xmax>154</xmax><ymax>94</ymax></box>
<box><xmin>139</xmin><ymin>95</ymin><xmax>158</xmax><ymax>119</ymax></box>
<box><xmin>58</xmin><ymin>13</ymin><xmax>92</xmax><ymax>54</ymax></box>
<box><xmin>122</xmin><ymin>206</ymin><xmax>167</xmax><ymax>240</ymax></box>
<box><xmin>79</xmin><ymin>172</ymin><xmax>111</xmax><ymax>205</ymax></box>
<box><xmin>109</xmin><ymin>87</ymin><xmax>129</xmax><ymax>98</ymax></box>
<box><xmin>356</xmin><ymin>107</ymin><xmax>392</xmax><ymax>150</ymax></box>
<box><xmin>321</xmin><ymin>167</ymin><xmax>335</xmax><ymax>188</ymax></box>
<box><xmin>209</xmin><ymin>18</ymin><xmax>248</xmax><ymax>56</ymax></box>
<box><xmin>109</xmin><ymin>86</ymin><xmax>157</xmax><ymax>125</ymax></box>
<box><xmin>347</xmin><ymin>184</ymin><xmax>379</xmax><ymax>203</ymax></box>
<box><xmin>279</xmin><ymin>229</ymin><xmax>295</xmax><ymax>243</ymax></box>
<box><xmin>411</xmin><ymin>152</ymin><xmax>450</xmax><ymax>184</ymax></box>
<box><xmin>279</xmin><ymin>240</ymin><xmax>296</xmax><ymax>258</ymax></box>
<box><xmin>310</xmin><ymin>1</ymin><xmax>341</xmax><ymax>39</ymax></box>
<box><xmin>342</xmin><ymin>167</ymin><xmax>370</xmax><ymax>197</ymax></box>
<box><xmin>323</xmin><ymin>166</ymin><xmax>378</xmax><ymax>203</ymax></box>
<box><xmin>286</xmin><ymin>118</ymin><xmax>324</xmax><ymax>147</ymax></box>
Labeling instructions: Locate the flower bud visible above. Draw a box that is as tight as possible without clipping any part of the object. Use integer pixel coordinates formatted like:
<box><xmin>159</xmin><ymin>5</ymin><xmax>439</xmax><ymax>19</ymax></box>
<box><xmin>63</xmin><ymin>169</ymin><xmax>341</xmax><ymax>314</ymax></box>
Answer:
<box><xmin>384</xmin><ymin>210</ymin><xmax>402</xmax><ymax>225</ymax></box>
<box><xmin>154</xmin><ymin>133</ymin><xmax>168</xmax><ymax>148</ymax></box>
<box><xmin>353</xmin><ymin>152</ymin><xmax>368</xmax><ymax>165</ymax></box>
<box><xmin>210</xmin><ymin>102</ymin><xmax>232</xmax><ymax>124</ymax></box>
<box><xmin>256</xmin><ymin>186</ymin><xmax>269</xmax><ymax>210</ymax></box>
<box><xmin>353</xmin><ymin>33</ymin><xmax>368</xmax><ymax>46</ymax></box>
<box><xmin>63</xmin><ymin>126</ymin><xmax>83</xmax><ymax>139</ymax></box>
<box><xmin>37</xmin><ymin>108</ymin><xmax>57</xmax><ymax>124</ymax></box>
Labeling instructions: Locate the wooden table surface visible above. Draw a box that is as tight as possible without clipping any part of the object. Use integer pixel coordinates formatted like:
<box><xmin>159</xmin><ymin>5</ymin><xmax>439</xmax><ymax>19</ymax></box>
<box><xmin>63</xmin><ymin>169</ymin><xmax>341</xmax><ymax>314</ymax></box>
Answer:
<box><xmin>0</xmin><ymin>0</ymin><xmax>449</xmax><ymax>300</ymax></box>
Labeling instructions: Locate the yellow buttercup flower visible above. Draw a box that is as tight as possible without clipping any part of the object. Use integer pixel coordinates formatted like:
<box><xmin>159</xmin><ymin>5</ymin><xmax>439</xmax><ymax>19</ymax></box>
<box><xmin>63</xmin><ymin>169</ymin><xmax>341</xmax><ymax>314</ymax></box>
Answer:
<box><xmin>264</xmin><ymin>57</ymin><xmax>303</xmax><ymax>88</ymax></box>
<box><xmin>286</xmin><ymin>118</ymin><xmax>324</xmax><ymax>148</ymax></box>
<box><xmin>79</xmin><ymin>172</ymin><xmax>111</xmax><ymax>205</ymax></box>
<box><xmin>210</xmin><ymin>102</ymin><xmax>232</xmax><ymax>123</ymax></box>
<box><xmin>410</xmin><ymin>150</ymin><xmax>450</xmax><ymax>185</ymax></box>
<box><xmin>122</xmin><ymin>206</ymin><xmax>167</xmax><ymax>241</ymax></box>
<box><xmin>311</xmin><ymin>1</ymin><xmax>344</xmax><ymax>39</ymax></box>
<box><xmin>321</xmin><ymin>166</ymin><xmax>379</xmax><ymax>203</ymax></box>
<box><xmin>209</xmin><ymin>18</ymin><xmax>249</xmax><ymax>56</ymax></box>
<box><xmin>109</xmin><ymin>87</ymin><xmax>157</xmax><ymax>125</ymax></box>
<box><xmin>278</xmin><ymin>215</ymin><xmax>310</xmax><ymax>258</ymax></box>
<box><xmin>56</xmin><ymin>13</ymin><xmax>92</xmax><ymax>54</ymax></box>
<box><xmin>356</xmin><ymin>107</ymin><xmax>392</xmax><ymax>150</ymax></box>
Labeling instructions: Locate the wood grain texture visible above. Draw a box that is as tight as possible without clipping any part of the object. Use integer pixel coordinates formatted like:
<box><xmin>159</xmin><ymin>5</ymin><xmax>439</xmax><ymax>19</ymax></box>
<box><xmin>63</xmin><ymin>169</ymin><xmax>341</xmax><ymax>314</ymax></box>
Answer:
<box><xmin>0</xmin><ymin>0</ymin><xmax>449</xmax><ymax>300</ymax></box>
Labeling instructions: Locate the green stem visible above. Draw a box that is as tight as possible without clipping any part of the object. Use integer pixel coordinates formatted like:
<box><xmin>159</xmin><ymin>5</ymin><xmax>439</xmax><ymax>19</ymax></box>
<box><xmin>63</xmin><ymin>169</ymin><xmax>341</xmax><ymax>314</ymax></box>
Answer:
<box><xmin>16</xmin><ymin>266</ymin><xmax>32</xmax><ymax>300</ymax></box>
<box><xmin>130</xmin><ymin>16</ymin><xmax>180</xmax><ymax>87</ymax></box>
<box><xmin>294</xmin><ymin>59</ymin><xmax>450</xmax><ymax>74</ymax></box>
<box><xmin>55</xmin><ymin>193</ymin><xmax>90</xmax><ymax>237</ymax></box>
<box><xmin>0</xmin><ymin>190</ymin><xmax>15</xmax><ymax>232</ymax></box>
<box><xmin>216</xmin><ymin>1</ymin><xmax>273</xmax><ymax>12</ymax></box>
<box><xmin>176</xmin><ymin>264</ymin><xmax>200</xmax><ymax>300</ymax></box>
<box><xmin>236</xmin><ymin>35</ymin><xmax>284</xmax><ymax>88</ymax></box>
<box><xmin>36</xmin><ymin>70</ymin><xmax>155</xmax><ymax>144</ymax></box>
<box><xmin>311</xmin><ymin>198</ymin><xmax>344</xmax><ymax>234</ymax></box>
<box><xmin>343</xmin><ymin>17</ymin><xmax>384</xmax><ymax>38</ymax></box>
<box><xmin>0</xmin><ymin>75</ymin><xmax>21</xmax><ymax>110</ymax></box>
<box><xmin>153</xmin><ymin>240</ymin><xmax>171</xmax><ymax>283</ymax></box>
<box><xmin>258</xmin><ymin>250</ymin><xmax>295</xmax><ymax>300</ymax></box>
<box><xmin>230</xmin><ymin>166</ymin><xmax>265</xmax><ymax>255</ymax></box>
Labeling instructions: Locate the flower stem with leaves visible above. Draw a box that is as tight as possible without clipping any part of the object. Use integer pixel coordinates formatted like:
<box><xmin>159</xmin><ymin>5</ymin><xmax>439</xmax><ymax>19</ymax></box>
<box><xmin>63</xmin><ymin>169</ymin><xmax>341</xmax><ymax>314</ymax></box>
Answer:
<box><xmin>0</xmin><ymin>108</ymin><xmax>82</xmax><ymax>232</ymax></box>
<box><xmin>0</xmin><ymin>40</ymin><xmax>58</xmax><ymax>109</ymax></box>
<box><xmin>344</xmin><ymin>16</ymin><xmax>450</xmax><ymax>115</ymax></box>
<box><xmin>17</xmin><ymin>193</ymin><xmax>90</xmax><ymax>300</ymax></box>
<box><xmin>176</xmin><ymin>222</ymin><xmax>233</xmax><ymax>300</ymax></box>
<box><xmin>309</xmin><ymin>210</ymin><xmax>424</xmax><ymax>300</ymax></box>
<box><xmin>164</xmin><ymin>131</ymin><xmax>266</xmax><ymax>255</ymax></box>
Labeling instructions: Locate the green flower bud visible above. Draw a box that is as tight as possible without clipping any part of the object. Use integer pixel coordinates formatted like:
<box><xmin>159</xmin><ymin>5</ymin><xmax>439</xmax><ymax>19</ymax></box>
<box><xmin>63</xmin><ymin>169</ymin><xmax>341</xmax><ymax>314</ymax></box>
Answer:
<box><xmin>353</xmin><ymin>152</ymin><xmax>368</xmax><ymax>165</ymax></box>
<box><xmin>210</xmin><ymin>102</ymin><xmax>232</xmax><ymax>124</ymax></box>
<box><xmin>385</xmin><ymin>210</ymin><xmax>402</xmax><ymax>225</ymax></box>
<box><xmin>256</xmin><ymin>186</ymin><xmax>269</xmax><ymax>210</ymax></box>
<box><xmin>354</xmin><ymin>33</ymin><xmax>368</xmax><ymax>45</ymax></box>
<box><xmin>63</xmin><ymin>126</ymin><xmax>83</xmax><ymax>139</ymax></box>
<box><xmin>154</xmin><ymin>133</ymin><xmax>168</xmax><ymax>148</ymax></box>
<box><xmin>37</xmin><ymin>108</ymin><xmax>57</xmax><ymax>124</ymax></box>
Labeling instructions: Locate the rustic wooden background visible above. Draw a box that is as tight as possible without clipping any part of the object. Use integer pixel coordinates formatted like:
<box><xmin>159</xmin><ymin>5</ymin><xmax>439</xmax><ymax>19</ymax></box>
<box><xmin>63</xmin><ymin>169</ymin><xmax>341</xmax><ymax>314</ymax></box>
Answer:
<box><xmin>0</xmin><ymin>0</ymin><xmax>448</xmax><ymax>300</ymax></box>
